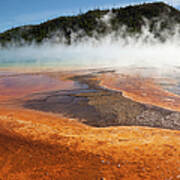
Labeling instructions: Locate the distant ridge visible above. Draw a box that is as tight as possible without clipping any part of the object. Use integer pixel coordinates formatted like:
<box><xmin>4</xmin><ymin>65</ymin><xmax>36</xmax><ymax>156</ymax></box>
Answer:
<box><xmin>0</xmin><ymin>2</ymin><xmax>180</xmax><ymax>47</ymax></box>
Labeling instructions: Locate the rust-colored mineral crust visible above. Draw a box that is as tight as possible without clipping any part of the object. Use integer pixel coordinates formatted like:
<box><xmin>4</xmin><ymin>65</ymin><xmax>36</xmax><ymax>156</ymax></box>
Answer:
<box><xmin>99</xmin><ymin>73</ymin><xmax>180</xmax><ymax>112</ymax></box>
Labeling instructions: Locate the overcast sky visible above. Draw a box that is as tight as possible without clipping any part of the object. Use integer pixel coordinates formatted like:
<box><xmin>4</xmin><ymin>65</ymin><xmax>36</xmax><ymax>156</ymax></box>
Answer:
<box><xmin>0</xmin><ymin>0</ymin><xmax>179</xmax><ymax>33</ymax></box>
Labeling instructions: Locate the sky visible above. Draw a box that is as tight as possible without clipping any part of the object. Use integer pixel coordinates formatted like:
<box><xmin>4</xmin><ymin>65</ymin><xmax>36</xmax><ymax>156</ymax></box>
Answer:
<box><xmin>0</xmin><ymin>0</ymin><xmax>179</xmax><ymax>33</ymax></box>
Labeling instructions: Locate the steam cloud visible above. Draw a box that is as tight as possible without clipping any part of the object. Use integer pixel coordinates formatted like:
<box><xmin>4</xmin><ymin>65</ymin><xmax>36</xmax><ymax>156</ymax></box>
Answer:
<box><xmin>1</xmin><ymin>12</ymin><xmax>180</xmax><ymax>73</ymax></box>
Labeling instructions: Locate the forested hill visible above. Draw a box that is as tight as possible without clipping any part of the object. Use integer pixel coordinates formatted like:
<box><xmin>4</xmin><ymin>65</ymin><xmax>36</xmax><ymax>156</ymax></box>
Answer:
<box><xmin>1</xmin><ymin>2</ymin><xmax>180</xmax><ymax>47</ymax></box>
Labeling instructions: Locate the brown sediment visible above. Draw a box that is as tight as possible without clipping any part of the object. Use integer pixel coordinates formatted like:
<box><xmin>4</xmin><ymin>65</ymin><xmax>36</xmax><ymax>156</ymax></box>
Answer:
<box><xmin>0</xmin><ymin>107</ymin><xmax>179</xmax><ymax>179</ymax></box>
<box><xmin>99</xmin><ymin>73</ymin><xmax>180</xmax><ymax>112</ymax></box>
<box><xmin>0</xmin><ymin>71</ymin><xmax>179</xmax><ymax>179</ymax></box>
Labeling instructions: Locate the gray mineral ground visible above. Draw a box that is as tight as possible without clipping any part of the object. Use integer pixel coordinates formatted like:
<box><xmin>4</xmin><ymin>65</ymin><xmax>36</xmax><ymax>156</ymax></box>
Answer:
<box><xmin>23</xmin><ymin>74</ymin><xmax>180</xmax><ymax>130</ymax></box>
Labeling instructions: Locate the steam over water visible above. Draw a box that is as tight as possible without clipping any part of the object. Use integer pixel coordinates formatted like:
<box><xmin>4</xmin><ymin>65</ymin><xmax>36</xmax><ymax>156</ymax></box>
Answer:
<box><xmin>1</xmin><ymin>27</ymin><xmax>180</xmax><ymax>72</ymax></box>
<box><xmin>1</xmin><ymin>13</ymin><xmax>180</xmax><ymax>81</ymax></box>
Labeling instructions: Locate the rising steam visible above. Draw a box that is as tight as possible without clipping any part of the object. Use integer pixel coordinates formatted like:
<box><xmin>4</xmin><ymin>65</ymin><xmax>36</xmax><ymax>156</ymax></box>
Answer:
<box><xmin>1</xmin><ymin>12</ymin><xmax>180</xmax><ymax>72</ymax></box>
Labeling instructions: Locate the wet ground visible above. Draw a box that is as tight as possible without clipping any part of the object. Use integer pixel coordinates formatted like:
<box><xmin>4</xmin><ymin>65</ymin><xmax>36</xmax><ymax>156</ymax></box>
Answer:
<box><xmin>0</xmin><ymin>72</ymin><xmax>83</xmax><ymax>101</ymax></box>
<box><xmin>0</xmin><ymin>69</ymin><xmax>180</xmax><ymax>130</ymax></box>
<box><xmin>0</xmin><ymin>69</ymin><xmax>179</xmax><ymax>179</ymax></box>
<box><xmin>23</xmin><ymin>73</ymin><xmax>180</xmax><ymax>130</ymax></box>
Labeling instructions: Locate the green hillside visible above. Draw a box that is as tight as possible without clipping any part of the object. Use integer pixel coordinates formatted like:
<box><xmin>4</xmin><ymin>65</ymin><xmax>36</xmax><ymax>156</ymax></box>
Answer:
<box><xmin>0</xmin><ymin>2</ymin><xmax>180</xmax><ymax>47</ymax></box>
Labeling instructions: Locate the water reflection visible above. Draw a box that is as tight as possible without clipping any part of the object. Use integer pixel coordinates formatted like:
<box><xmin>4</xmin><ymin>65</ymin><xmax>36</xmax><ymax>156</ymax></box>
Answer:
<box><xmin>0</xmin><ymin>73</ymin><xmax>84</xmax><ymax>101</ymax></box>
